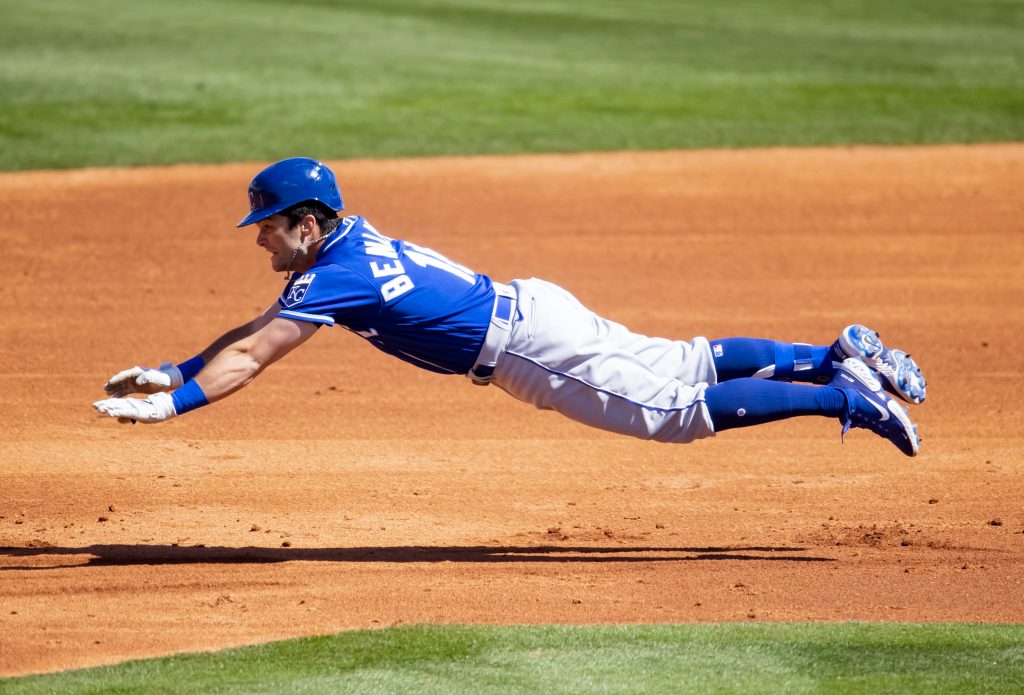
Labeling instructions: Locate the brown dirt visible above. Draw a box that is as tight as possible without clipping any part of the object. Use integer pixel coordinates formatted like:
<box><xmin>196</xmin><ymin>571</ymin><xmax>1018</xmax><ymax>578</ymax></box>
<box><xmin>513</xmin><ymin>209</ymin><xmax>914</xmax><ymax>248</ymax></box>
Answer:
<box><xmin>1</xmin><ymin>144</ymin><xmax>1022</xmax><ymax>677</ymax></box>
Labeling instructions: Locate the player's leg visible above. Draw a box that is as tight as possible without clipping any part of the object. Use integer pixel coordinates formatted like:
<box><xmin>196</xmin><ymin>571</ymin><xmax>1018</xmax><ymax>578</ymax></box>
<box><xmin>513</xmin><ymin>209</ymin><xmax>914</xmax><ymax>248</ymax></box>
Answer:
<box><xmin>493</xmin><ymin>279</ymin><xmax>714</xmax><ymax>444</ymax></box>
<box><xmin>710</xmin><ymin>325</ymin><xmax>926</xmax><ymax>404</ymax></box>
<box><xmin>710</xmin><ymin>338</ymin><xmax>835</xmax><ymax>383</ymax></box>
<box><xmin>584</xmin><ymin>312</ymin><xmax>925</xmax><ymax>406</ymax></box>
<box><xmin>705</xmin><ymin>376</ymin><xmax>843</xmax><ymax>428</ymax></box>
<box><xmin>492</xmin><ymin>280</ymin><xmax>919</xmax><ymax>453</ymax></box>
<box><xmin>704</xmin><ymin>358</ymin><xmax>920</xmax><ymax>456</ymax></box>
<box><xmin>586</xmin><ymin>310</ymin><xmax>717</xmax><ymax>387</ymax></box>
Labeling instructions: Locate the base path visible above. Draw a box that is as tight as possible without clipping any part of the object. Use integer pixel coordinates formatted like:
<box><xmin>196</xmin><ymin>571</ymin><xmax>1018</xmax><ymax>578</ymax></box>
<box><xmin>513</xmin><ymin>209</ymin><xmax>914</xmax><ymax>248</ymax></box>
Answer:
<box><xmin>1</xmin><ymin>145</ymin><xmax>1022</xmax><ymax>677</ymax></box>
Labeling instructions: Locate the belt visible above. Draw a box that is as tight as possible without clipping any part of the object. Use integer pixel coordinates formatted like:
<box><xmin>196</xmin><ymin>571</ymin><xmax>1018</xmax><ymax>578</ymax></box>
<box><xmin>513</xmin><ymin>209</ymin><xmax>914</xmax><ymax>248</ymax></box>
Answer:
<box><xmin>468</xmin><ymin>281</ymin><xmax>517</xmax><ymax>385</ymax></box>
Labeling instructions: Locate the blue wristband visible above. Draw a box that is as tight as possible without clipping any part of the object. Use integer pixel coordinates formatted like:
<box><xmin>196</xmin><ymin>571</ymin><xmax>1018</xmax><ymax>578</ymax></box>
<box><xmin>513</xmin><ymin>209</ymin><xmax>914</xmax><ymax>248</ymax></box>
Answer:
<box><xmin>171</xmin><ymin>379</ymin><xmax>209</xmax><ymax>415</ymax></box>
<box><xmin>176</xmin><ymin>355</ymin><xmax>205</xmax><ymax>382</ymax></box>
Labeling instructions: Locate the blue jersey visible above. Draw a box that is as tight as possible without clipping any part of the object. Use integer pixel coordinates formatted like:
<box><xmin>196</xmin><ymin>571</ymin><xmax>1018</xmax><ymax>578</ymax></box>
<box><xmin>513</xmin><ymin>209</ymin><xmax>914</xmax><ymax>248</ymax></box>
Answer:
<box><xmin>277</xmin><ymin>215</ymin><xmax>496</xmax><ymax>375</ymax></box>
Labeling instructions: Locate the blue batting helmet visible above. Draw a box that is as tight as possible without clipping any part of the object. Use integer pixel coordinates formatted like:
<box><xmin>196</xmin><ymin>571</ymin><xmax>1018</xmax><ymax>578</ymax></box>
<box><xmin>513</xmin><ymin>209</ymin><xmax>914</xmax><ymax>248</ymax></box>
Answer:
<box><xmin>237</xmin><ymin>157</ymin><xmax>344</xmax><ymax>227</ymax></box>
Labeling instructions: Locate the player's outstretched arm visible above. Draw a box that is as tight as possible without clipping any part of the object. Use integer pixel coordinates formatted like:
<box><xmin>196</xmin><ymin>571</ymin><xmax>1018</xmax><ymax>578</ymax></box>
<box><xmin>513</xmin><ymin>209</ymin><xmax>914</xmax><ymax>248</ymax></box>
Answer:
<box><xmin>193</xmin><ymin>316</ymin><xmax>318</xmax><ymax>403</ymax></box>
<box><xmin>93</xmin><ymin>316</ymin><xmax>318</xmax><ymax>424</ymax></box>
<box><xmin>102</xmin><ymin>304</ymin><xmax>283</xmax><ymax>397</ymax></box>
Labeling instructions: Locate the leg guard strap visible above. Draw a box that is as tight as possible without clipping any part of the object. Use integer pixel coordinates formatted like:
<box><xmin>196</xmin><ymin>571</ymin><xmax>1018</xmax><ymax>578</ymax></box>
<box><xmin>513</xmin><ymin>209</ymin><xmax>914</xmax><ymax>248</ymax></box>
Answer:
<box><xmin>772</xmin><ymin>342</ymin><xmax>815</xmax><ymax>381</ymax></box>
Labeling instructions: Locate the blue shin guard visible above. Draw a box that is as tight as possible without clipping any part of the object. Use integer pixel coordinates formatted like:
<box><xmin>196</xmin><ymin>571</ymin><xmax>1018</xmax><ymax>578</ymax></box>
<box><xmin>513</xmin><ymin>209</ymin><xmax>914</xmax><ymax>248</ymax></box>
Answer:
<box><xmin>710</xmin><ymin>338</ymin><xmax>835</xmax><ymax>383</ymax></box>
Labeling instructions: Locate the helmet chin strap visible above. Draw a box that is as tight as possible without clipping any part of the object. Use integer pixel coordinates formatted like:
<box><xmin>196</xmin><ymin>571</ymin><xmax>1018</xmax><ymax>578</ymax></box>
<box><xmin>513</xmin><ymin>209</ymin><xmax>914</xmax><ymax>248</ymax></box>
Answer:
<box><xmin>283</xmin><ymin>225</ymin><xmax>341</xmax><ymax>283</ymax></box>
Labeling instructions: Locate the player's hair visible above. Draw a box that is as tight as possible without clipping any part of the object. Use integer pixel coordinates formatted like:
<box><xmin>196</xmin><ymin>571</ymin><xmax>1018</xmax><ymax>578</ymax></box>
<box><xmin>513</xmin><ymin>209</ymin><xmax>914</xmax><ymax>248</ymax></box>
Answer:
<box><xmin>282</xmin><ymin>201</ymin><xmax>341</xmax><ymax>234</ymax></box>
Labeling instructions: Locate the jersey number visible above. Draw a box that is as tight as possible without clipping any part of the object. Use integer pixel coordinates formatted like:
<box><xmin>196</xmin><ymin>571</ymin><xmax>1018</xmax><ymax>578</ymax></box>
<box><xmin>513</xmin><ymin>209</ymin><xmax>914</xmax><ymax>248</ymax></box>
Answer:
<box><xmin>363</xmin><ymin>230</ymin><xmax>476</xmax><ymax>303</ymax></box>
<box><xmin>403</xmin><ymin>242</ymin><xmax>476</xmax><ymax>285</ymax></box>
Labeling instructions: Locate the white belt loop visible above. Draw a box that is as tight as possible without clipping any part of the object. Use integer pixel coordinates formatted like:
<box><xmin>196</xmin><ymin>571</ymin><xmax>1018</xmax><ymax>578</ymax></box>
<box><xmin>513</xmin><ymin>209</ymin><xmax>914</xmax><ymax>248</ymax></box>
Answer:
<box><xmin>468</xmin><ymin>281</ymin><xmax>518</xmax><ymax>385</ymax></box>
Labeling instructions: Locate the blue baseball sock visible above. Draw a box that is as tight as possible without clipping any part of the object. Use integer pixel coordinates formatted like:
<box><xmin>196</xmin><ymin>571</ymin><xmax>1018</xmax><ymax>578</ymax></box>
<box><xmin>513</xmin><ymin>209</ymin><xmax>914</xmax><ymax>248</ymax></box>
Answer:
<box><xmin>704</xmin><ymin>378</ymin><xmax>847</xmax><ymax>432</ymax></box>
<box><xmin>710</xmin><ymin>337</ymin><xmax>835</xmax><ymax>383</ymax></box>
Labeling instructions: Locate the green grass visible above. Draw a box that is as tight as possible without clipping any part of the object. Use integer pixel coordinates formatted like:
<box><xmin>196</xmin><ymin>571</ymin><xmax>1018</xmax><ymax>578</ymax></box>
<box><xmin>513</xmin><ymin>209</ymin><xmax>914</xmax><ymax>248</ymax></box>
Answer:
<box><xmin>2</xmin><ymin>623</ymin><xmax>1023</xmax><ymax>694</ymax></box>
<box><xmin>0</xmin><ymin>0</ymin><xmax>1022</xmax><ymax>170</ymax></box>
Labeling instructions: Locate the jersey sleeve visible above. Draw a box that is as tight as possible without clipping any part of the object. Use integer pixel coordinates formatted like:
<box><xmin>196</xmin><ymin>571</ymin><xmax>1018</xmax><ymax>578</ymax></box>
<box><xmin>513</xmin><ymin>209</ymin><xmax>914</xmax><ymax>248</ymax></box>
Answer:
<box><xmin>277</xmin><ymin>264</ymin><xmax>379</xmax><ymax>327</ymax></box>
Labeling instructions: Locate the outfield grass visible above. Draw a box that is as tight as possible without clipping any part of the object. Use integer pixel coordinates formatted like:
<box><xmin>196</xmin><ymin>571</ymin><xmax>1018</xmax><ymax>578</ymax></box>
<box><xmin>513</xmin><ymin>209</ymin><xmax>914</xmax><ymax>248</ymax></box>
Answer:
<box><xmin>2</xmin><ymin>623</ymin><xmax>1023</xmax><ymax>694</ymax></box>
<box><xmin>0</xmin><ymin>0</ymin><xmax>1021</xmax><ymax>170</ymax></box>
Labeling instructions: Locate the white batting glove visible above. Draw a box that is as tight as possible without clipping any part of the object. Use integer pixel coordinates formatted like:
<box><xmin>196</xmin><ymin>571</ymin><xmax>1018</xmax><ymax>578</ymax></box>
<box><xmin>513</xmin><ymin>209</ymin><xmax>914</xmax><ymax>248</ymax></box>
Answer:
<box><xmin>93</xmin><ymin>392</ymin><xmax>177</xmax><ymax>424</ymax></box>
<box><xmin>103</xmin><ymin>361</ymin><xmax>184</xmax><ymax>397</ymax></box>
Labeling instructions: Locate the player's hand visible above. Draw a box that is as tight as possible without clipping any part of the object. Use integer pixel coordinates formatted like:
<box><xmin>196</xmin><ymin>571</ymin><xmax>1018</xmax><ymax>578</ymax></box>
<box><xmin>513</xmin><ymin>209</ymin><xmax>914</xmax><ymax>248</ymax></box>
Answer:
<box><xmin>103</xmin><ymin>362</ymin><xmax>184</xmax><ymax>397</ymax></box>
<box><xmin>93</xmin><ymin>392</ymin><xmax>177</xmax><ymax>424</ymax></box>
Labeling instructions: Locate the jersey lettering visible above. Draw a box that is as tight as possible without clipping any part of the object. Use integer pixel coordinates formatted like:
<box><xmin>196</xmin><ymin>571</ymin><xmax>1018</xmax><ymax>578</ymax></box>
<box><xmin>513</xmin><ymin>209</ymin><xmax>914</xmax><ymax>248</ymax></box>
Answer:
<box><xmin>370</xmin><ymin>259</ymin><xmax>405</xmax><ymax>278</ymax></box>
<box><xmin>362</xmin><ymin>233</ymin><xmax>398</xmax><ymax>258</ymax></box>
<box><xmin>381</xmin><ymin>274</ymin><xmax>415</xmax><ymax>302</ymax></box>
<box><xmin>357</xmin><ymin>226</ymin><xmax>479</xmax><ymax>303</ymax></box>
<box><xmin>362</xmin><ymin>231</ymin><xmax>414</xmax><ymax>301</ymax></box>
<box><xmin>275</xmin><ymin>216</ymin><xmax>492</xmax><ymax>376</ymax></box>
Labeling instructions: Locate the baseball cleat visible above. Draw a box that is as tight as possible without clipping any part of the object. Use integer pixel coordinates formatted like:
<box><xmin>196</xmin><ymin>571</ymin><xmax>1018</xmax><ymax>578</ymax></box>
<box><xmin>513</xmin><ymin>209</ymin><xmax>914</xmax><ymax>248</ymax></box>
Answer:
<box><xmin>832</xmin><ymin>324</ymin><xmax>927</xmax><ymax>404</ymax></box>
<box><xmin>829</xmin><ymin>358</ymin><xmax>920</xmax><ymax>457</ymax></box>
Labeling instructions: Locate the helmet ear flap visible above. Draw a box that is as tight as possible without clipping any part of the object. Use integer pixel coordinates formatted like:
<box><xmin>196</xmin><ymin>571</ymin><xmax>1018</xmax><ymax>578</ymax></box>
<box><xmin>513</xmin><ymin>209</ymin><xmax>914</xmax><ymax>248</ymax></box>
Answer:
<box><xmin>238</xmin><ymin>157</ymin><xmax>344</xmax><ymax>227</ymax></box>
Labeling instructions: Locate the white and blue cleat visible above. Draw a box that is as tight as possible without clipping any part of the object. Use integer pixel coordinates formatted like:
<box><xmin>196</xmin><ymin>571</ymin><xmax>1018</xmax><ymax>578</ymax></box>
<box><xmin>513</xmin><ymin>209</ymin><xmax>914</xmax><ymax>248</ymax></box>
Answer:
<box><xmin>830</xmin><ymin>358</ymin><xmax>920</xmax><ymax>457</ymax></box>
<box><xmin>833</xmin><ymin>324</ymin><xmax>927</xmax><ymax>405</ymax></box>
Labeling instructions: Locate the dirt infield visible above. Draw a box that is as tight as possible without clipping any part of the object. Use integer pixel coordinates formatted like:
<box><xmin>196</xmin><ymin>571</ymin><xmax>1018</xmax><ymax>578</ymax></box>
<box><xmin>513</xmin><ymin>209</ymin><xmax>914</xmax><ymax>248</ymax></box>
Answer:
<box><xmin>1</xmin><ymin>145</ymin><xmax>1022</xmax><ymax>676</ymax></box>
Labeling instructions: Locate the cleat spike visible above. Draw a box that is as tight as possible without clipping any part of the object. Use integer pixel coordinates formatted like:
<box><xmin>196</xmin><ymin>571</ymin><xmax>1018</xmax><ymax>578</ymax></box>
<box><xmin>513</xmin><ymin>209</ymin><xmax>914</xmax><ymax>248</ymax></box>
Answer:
<box><xmin>833</xmin><ymin>325</ymin><xmax>926</xmax><ymax>404</ymax></box>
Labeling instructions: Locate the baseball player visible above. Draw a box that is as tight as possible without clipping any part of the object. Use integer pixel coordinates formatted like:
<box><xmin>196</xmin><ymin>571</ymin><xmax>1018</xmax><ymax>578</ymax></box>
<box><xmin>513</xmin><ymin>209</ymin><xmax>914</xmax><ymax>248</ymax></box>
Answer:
<box><xmin>93</xmin><ymin>158</ymin><xmax>926</xmax><ymax>456</ymax></box>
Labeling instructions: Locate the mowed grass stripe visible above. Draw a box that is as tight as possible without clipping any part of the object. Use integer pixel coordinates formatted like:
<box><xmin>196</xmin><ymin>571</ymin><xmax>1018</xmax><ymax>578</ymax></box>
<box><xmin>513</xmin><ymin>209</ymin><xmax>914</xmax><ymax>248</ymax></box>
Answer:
<box><xmin>0</xmin><ymin>0</ymin><xmax>1022</xmax><ymax>170</ymax></box>
<box><xmin>3</xmin><ymin>623</ymin><xmax>1023</xmax><ymax>694</ymax></box>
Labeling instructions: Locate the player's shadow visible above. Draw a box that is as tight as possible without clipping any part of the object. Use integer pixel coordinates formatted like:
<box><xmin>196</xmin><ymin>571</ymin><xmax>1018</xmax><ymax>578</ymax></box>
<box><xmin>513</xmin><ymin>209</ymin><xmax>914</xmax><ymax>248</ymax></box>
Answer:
<box><xmin>0</xmin><ymin>544</ymin><xmax>835</xmax><ymax>570</ymax></box>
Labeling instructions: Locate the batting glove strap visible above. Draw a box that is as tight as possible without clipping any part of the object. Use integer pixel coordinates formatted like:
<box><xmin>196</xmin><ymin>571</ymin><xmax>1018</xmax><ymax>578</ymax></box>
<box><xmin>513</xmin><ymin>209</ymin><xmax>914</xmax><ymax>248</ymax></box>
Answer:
<box><xmin>158</xmin><ymin>361</ymin><xmax>185</xmax><ymax>389</ymax></box>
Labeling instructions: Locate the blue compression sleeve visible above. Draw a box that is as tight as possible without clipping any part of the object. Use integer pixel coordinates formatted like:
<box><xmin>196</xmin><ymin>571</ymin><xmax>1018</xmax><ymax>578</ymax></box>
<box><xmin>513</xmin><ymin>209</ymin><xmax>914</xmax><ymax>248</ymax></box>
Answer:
<box><xmin>170</xmin><ymin>379</ymin><xmax>209</xmax><ymax>415</ymax></box>
<box><xmin>176</xmin><ymin>355</ymin><xmax>205</xmax><ymax>382</ymax></box>
<box><xmin>710</xmin><ymin>338</ymin><xmax>835</xmax><ymax>383</ymax></box>
<box><xmin>705</xmin><ymin>378</ymin><xmax>846</xmax><ymax>432</ymax></box>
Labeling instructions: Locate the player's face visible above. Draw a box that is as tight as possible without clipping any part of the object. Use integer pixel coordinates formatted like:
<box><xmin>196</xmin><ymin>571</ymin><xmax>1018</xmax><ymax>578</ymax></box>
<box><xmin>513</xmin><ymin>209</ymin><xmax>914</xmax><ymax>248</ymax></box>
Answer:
<box><xmin>255</xmin><ymin>214</ymin><xmax>302</xmax><ymax>272</ymax></box>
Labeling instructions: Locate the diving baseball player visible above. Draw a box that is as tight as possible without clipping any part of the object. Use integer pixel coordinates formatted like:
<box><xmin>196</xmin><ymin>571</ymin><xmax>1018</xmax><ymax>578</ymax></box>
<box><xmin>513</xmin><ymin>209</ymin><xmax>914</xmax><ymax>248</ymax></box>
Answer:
<box><xmin>93</xmin><ymin>158</ymin><xmax>926</xmax><ymax>456</ymax></box>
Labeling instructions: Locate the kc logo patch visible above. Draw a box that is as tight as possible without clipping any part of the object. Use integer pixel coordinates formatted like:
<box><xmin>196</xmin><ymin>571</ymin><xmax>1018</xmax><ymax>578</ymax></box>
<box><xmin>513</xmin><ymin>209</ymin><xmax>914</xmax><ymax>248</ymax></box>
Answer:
<box><xmin>283</xmin><ymin>273</ymin><xmax>316</xmax><ymax>307</ymax></box>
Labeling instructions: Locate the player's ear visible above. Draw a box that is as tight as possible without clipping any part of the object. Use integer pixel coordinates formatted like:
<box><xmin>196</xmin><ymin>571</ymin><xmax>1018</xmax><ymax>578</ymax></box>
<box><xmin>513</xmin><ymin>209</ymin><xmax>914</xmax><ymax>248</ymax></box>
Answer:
<box><xmin>299</xmin><ymin>213</ymin><xmax>318</xmax><ymax>239</ymax></box>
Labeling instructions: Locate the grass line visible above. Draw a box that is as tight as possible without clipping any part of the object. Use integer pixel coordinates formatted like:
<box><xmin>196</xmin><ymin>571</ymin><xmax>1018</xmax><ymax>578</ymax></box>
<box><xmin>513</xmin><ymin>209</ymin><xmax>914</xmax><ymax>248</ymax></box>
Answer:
<box><xmin>0</xmin><ymin>0</ymin><xmax>1022</xmax><ymax>169</ymax></box>
<box><xmin>3</xmin><ymin>623</ymin><xmax>1024</xmax><ymax>693</ymax></box>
